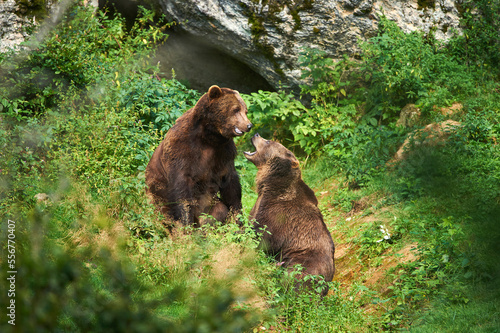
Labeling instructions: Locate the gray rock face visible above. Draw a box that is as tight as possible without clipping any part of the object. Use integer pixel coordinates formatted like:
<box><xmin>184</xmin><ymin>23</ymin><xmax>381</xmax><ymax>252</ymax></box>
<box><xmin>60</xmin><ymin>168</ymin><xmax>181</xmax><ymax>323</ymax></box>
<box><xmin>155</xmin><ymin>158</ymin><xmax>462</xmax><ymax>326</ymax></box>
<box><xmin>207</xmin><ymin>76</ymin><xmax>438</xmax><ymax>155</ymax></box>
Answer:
<box><xmin>0</xmin><ymin>0</ymin><xmax>96</xmax><ymax>53</ymax></box>
<box><xmin>0</xmin><ymin>0</ymin><xmax>33</xmax><ymax>52</ymax></box>
<box><xmin>159</xmin><ymin>0</ymin><xmax>461</xmax><ymax>90</ymax></box>
<box><xmin>1</xmin><ymin>0</ymin><xmax>462</xmax><ymax>90</ymax></box>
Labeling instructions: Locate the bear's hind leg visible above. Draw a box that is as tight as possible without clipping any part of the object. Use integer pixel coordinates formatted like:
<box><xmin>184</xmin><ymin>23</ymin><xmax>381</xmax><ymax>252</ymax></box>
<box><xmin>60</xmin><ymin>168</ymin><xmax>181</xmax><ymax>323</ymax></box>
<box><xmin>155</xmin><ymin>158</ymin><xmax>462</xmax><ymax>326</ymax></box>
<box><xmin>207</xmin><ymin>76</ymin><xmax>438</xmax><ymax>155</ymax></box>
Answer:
<box><xmin>200</xmin><ymin>200</ymin><xmax>229</xmax><ymax>225</ymax></box>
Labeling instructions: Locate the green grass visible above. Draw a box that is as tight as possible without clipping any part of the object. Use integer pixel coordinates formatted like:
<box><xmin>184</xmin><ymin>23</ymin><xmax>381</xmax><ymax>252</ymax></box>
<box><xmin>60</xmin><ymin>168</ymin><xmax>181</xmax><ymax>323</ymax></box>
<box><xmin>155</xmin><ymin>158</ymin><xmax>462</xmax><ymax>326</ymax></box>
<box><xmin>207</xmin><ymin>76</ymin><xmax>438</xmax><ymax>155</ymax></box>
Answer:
<box><xmin>412</xmin><ymin>280</ymin><xmax>500</xmax><ymax>332</ymax></box>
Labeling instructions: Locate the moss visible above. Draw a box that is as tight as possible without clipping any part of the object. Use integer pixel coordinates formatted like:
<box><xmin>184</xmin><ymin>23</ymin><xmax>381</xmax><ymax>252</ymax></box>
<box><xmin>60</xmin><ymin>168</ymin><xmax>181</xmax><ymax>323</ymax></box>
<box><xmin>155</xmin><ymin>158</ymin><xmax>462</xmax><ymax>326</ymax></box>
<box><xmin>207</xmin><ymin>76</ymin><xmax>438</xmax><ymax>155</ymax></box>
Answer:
<box><xmin>16</xmin><ymin>0</ymin><xmax>49</xmax><ymax>19</ymax></box>
<box><xmin>417</xmin><ymin>0</ymin><xmax>436</xmax><ymax>10</ymax></box>
<box><xmin>455</xmin><ymin>1</ymin><xmax>466</xmax><ymax>16</ymax></box>
<box><xmin>239</xmin><ymin>0</ymin><xmax>315</xmax><ymax>78</ymax></box>
<box><xmin>248</xmin><ymin>12</ymin><xmax>266</xmax><ymax>42</ymax></box>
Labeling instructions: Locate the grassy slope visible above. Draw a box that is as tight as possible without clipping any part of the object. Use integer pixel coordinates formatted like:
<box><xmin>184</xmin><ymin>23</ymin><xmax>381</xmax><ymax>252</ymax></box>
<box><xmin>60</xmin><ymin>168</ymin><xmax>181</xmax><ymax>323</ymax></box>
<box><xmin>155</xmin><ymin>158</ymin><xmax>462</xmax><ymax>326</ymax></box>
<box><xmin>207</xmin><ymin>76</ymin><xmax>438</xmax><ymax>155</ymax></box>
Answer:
<box><xmin>1</xmin><ymin>84</ymin><xmax>498</xmax><ymax>331</ymax></box>
<box><xmin>1</xmin><ymin>93</ymin><xmax>499</xmax><ymax>331</ymax></box>
<box><xmin>299</xmin><ymin>141</ymin><xmax>500</xmax><ymax>331</ymax></box>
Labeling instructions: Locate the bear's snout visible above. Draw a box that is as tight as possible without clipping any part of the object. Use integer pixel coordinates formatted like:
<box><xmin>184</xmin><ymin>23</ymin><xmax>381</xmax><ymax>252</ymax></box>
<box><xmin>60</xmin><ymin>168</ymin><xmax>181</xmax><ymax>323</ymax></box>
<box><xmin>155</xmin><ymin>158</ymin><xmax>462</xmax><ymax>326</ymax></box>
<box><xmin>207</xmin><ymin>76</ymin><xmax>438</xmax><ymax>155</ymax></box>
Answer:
<box><xmin>250</xmin><ymin>133</ymin><xmax>264</xmax><ymax>147</ymax></box>
<box><xmin>233</xmin><ymin>111</ymin><xmax>252</xmax><ymax>136</ymax></box>
<box><xmin>239</xmin><ymin>114</ymin><xmax>252</xmax><ymax>132</ymax></box>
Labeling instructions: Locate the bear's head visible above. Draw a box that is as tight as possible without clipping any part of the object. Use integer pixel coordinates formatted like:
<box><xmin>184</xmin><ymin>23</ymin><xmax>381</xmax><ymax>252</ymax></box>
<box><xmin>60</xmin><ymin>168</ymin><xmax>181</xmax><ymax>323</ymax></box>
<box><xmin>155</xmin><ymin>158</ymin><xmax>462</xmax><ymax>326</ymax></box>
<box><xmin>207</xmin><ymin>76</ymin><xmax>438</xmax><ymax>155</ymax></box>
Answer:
<box><xmin>244</xmin><ymin>133</ymin><xmax>300</xmax><ymax>180</ymax></box>
<box><xmin>200</xmin><ymin>85</ymin><xmax>253</xmax><ymax>139</ymax></box>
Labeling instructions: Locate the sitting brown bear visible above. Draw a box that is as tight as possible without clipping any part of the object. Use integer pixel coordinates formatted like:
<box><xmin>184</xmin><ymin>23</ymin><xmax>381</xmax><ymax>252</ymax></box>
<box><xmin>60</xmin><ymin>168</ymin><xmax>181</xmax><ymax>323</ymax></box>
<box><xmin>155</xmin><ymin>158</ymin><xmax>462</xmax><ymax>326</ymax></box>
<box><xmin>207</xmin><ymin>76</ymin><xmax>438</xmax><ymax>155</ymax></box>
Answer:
<box><xmin>145</xmin><ymin>85</ymin><xmax>253</xmax><ymax>226</ymax></box>
<box><xmin>244</xmin><ymin>134</ymin><xmax>335</xmax><ymax>296</ymax></box>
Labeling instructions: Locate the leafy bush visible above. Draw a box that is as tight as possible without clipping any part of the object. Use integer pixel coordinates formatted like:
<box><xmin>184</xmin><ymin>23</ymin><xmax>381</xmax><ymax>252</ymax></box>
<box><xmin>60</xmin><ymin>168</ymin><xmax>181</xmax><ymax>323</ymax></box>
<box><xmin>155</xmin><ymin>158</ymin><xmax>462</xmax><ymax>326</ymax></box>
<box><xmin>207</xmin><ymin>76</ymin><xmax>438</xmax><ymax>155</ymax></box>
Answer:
<box><xmin>450</xmin><ymin>0</ymin><xmax>500</xmax><ymax>71</ymax></box>
<box><xmin>0</xmin><ymin>4</ymin><xmax>170</xmax><ymax>118</ymax></box>
<box><xmin>359</xmin><ymin>16</ymin><xmax>476</xmax><ymax>119</ymax></box>
<box><xmin>243</xmin><ymin>48</ymin><xmax>403</xmax><ymax>187</ymax></box>
<box><xmin>268</xmin><ymin>277</ymin><xmax>374</xmax><ymax>332</ymax></box>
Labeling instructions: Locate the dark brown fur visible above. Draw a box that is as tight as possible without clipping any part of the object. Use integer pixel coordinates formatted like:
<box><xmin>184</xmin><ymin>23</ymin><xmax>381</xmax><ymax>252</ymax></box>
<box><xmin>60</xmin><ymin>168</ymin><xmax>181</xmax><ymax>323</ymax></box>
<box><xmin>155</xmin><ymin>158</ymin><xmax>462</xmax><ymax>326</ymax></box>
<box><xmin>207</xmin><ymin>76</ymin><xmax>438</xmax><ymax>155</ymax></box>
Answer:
<box><xmin>245</xmin><ymin>134</ymin><xmax>335</xmax><ymax>296</ymax></box>
<box><xmin>146</xmin><ymin>85</ymin><xmax>252</xmax><ymax>226</ymax></box>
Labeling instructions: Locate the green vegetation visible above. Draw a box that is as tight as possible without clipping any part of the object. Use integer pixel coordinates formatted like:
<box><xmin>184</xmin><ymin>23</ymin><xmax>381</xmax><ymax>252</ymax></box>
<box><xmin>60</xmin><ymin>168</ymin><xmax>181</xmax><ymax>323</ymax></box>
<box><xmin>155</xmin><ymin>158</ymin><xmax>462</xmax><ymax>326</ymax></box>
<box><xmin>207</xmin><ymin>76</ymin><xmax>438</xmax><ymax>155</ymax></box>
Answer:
<box><xmin>1</xmin><ymin>0</ymin><xmax>499</xmax><ymax>331</ymax></box>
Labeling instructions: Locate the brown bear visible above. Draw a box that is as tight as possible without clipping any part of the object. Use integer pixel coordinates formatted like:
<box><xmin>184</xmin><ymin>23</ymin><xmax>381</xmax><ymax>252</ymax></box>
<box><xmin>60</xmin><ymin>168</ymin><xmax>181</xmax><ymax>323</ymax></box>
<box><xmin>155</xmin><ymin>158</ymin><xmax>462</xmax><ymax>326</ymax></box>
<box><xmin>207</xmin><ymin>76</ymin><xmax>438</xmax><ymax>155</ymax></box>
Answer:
<box><xmin>145</xmin><ymin>85</ymin><xmax>253</xmax><ymax>226</ymax></box>
<box><xmin>244</xmin><ymin>133</ymin><xmax>335</xmax><ymax>296</ymax></box>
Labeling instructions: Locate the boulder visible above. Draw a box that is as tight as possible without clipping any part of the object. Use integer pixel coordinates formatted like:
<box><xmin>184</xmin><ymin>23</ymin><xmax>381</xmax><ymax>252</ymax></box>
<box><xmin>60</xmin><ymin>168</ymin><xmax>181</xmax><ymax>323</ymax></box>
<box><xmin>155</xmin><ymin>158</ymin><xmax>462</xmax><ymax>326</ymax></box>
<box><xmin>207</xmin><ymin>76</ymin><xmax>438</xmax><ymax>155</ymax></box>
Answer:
<box><xmin>397</xmin><ymin>104</ymin><xmax>421</xmax><ymax>128</ymax></box>
<box><xmin>391</xmin><ymin>119</ymin><xmax>462</xmax><ymax>163</ymax></box>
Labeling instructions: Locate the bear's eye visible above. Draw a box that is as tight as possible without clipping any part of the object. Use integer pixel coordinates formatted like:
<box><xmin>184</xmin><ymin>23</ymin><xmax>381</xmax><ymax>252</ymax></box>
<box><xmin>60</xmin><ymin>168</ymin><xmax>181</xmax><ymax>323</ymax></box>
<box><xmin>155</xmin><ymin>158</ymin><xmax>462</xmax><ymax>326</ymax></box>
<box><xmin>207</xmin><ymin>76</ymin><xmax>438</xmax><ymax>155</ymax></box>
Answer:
<box><xmin>266</xmin><ymin>140</ymin><xmax>270</xmax><ymax>144</ymax></box>
<box><xmin>233</xmin><ymin>108</ymin><xmax>240</xmax><ymax>114</ymax></box>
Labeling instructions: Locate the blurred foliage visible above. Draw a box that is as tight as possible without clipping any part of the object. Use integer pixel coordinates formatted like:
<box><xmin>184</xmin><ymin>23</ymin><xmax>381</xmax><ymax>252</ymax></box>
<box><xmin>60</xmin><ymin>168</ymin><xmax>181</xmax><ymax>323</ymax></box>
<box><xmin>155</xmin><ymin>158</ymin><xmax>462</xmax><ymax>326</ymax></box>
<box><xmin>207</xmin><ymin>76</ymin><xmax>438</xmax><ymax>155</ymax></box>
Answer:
<box><xmin>0</xmin><ymin>204</ymin><xmax>260</xmax><ymax>332</ymax></box>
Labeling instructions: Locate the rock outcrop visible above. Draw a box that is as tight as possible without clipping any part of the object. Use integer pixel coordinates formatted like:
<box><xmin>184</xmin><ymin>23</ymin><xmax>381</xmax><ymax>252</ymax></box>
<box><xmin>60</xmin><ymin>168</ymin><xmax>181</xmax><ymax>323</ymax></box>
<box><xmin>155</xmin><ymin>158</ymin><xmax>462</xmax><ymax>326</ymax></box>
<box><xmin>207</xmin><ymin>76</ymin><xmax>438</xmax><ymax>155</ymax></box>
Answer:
<box><xmin>2</xmin><ymin>0</ymin><xmax>462</xmax><ymax>90</ymax></box>
<box><xmin>159</xmin><ymin>0</ymin><xmax>462</xmax><ymax>90</ymax></box>
<box><xmin>391</xmin><ymin>120</ymin><xmax>462</xmax><ymax>163</ymax></box>
<box><xmin>0</xmin><ymin>0</ymin><xmax>34</xmax><ymax>52</ymax></box>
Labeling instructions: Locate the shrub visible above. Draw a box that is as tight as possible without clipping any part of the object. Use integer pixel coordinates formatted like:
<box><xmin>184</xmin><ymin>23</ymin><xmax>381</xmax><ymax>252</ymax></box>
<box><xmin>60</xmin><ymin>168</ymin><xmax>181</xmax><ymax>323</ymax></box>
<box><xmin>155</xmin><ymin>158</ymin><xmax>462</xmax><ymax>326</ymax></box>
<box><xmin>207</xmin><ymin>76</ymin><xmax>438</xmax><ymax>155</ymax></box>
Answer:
<box><xmin>449</xmin><ymin>0</ymin><xmax>500</xmax><ymax>71</ymax></box>
<box><xmin>0</xmin><ymin>4</ymin><xmax>169</xmax><ymax>117</ymax></box>
<box><xmin>359</xmin><ymin>16</ymin><xmax>475</xmax><ymax>119</ymax></box>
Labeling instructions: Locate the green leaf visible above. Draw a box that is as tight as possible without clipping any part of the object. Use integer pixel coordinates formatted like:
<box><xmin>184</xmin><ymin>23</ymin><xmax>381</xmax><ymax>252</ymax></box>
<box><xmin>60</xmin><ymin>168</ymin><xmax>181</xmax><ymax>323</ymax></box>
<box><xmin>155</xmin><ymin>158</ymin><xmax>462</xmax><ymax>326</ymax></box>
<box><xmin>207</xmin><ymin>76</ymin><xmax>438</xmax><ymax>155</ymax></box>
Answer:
<box><xmin>461</xmin><ymin>258</ymin><xmax>470</xmax><ymax>267</ymax></box>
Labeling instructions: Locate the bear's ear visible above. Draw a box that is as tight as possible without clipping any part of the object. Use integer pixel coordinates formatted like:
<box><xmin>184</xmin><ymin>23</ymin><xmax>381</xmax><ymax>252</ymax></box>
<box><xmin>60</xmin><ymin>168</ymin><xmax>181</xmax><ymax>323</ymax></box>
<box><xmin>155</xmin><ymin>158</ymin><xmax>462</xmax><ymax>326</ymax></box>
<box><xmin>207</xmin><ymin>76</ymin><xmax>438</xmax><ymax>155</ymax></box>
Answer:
<box><xmin>286</xmin><ymin>151</ymin><xmax>300</xmax><ymax>169</ymax></box>
<box><xmin>268</xmin><ymin>157</ymin><xmax>292</xmax><ymax>177</ymax></box>
<box><xmin>208</xmin><ymin>85</ymin><xmax>223</xmax><ymax>99</ymax></box>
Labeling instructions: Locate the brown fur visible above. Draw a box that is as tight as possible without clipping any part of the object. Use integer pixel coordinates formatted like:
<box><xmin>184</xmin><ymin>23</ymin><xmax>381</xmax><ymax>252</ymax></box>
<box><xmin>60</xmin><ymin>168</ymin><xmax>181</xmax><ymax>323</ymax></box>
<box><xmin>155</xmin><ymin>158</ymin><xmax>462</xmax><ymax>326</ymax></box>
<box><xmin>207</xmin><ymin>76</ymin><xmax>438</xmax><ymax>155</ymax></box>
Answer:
<box><xmin>145</xmin><ymin>85</ymin><xmax>252</xmax><ymax>226</ymax></box>
<box><xmin>245</xmin><ymin>134</ymin><xmax>335</xmax><ymax>296</ymax></box>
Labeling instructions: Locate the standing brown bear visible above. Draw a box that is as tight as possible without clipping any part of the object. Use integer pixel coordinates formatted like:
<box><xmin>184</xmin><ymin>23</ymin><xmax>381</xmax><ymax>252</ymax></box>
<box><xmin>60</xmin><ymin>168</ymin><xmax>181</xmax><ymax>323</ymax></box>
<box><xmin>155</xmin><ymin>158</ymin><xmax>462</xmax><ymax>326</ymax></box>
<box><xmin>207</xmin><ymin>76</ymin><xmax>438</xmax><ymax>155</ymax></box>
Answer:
<box><xmin>244</xmin><ymin>134</ymin><xmax>335</xmax><ymax>296</ymax></box>
<box><xmin>145</xmin><ymin>85</ymin><xmax>253</xmax><ymax>226</ymax></box>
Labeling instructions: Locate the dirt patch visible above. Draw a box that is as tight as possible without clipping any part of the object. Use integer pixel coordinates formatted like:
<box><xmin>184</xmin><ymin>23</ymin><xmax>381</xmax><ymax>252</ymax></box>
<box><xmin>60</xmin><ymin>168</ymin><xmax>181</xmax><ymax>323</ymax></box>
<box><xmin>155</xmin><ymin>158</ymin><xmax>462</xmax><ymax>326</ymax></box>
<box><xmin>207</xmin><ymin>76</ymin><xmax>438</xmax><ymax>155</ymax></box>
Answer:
<box><xmin>320</xmin><ymin>178</ymin><xmax>419</xmax><ymax>314</ymax></box>
<box><xmin>212</xmin><ymin>243</ymin><xmax>267</xmax><ymax>310</ymax></box>
<box><xmin>363</xmin><ymin>243</ymin><xmax>418</xmax><ymax>289</ymax></box>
